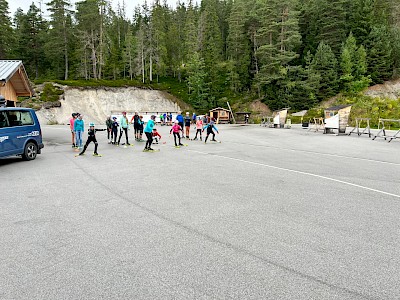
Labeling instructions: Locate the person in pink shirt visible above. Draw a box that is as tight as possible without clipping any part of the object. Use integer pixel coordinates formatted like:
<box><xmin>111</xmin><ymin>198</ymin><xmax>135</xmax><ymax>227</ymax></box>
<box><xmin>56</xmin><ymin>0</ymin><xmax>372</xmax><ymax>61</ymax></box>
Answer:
<box><xmin>193</xmin><ymin>117</ymin><xmax>203</xmax><ymax>141</ymax></box>
<box><xmin>169</xmin><ymin>120</ymin><xmax>184</xmax><ymax>147</ymax></box>
<box><xmin>69</xmin><ymin>113</ymin><xmax>78</xmax><ymax>148</ymax></box>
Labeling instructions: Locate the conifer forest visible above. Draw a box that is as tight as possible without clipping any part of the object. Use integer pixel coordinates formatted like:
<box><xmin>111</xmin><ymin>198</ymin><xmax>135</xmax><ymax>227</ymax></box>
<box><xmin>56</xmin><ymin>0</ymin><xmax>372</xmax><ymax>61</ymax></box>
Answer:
<box><xmin>0</xmin><ymin>0</ymin><xmax>399</xmax><ymax>111</ymax></box>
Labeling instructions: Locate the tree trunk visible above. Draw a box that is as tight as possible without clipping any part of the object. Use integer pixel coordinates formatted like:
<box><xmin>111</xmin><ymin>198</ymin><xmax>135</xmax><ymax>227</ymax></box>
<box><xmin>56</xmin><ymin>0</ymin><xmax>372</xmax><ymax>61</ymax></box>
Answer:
<box><xmin>98</xmin><ymin>3</ymin><xmax>104</xmax><ymax>80</ymax></box>
<box><xmin>142</xmin><ymin>44</ymin><xmax>145</xmax><ymax>84</ymax></box>
<box><xmin>91</xmin><ymin>31</ymin><xmax>97</xmax><ymax>80</ymax></box>
<box><xmin>150</xmin><ymin>51</ymin><xmax>153</xmax><ymax>82</ymax></box>
<box><xmin>63</xmin><ymin>19</ymin><xmax>68</xmax><ymax>80</ymax></box>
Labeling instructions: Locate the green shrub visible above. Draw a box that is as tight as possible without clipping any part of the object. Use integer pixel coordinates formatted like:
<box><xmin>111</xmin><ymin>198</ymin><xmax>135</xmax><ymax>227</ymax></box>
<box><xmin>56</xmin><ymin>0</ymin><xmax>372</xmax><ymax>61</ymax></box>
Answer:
<box><xmin>289</xmin><ymin>116</ymin><xmax>303</xmax><ymax>124</ymax></box>
<box><xmin>345</xmin><ymin>95</ymin><xmax>400</xmax><ymax>128</ymax></box>
<box><xmin>41</xmin><ymin>83</ymin><xmax>64</xmax><ymax>102</ymax></box>
<box><xmin>304</xmin><ymin>108</ymin><xmax>324</xmax><ymax>120</ymax></box>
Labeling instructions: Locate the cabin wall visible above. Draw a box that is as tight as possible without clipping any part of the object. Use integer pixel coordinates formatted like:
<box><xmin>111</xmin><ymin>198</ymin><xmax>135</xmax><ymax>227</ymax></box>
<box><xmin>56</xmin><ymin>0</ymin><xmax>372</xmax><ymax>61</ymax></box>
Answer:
<box><xmin>0</xmin><ymin>82</ymin><xmax>17</xmax><ymax>106</ymax></box>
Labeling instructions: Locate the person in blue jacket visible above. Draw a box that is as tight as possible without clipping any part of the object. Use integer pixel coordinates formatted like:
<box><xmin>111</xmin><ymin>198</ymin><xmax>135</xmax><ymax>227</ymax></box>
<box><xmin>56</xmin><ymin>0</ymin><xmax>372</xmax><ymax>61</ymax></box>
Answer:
<box><xmin>203</xmin><ymin>120</ymin><xmax>219</xmax><ymax>143</ymax></box>
<box><xmin>144</xmin><ymin>115</ymin><xmax>156</xmax><ymax>151</ymax></box>
<box><xmin>74</xmin><ymin>114</ymin><xmax>85</xmax><ymax>148</ymax></box>
<box><xmin>118</xmin><ymin>111</ymin><xmax>130</xmax><ymax>146</ymax></box>
<box><xmin>176</xmin><ymin>112</ymin><xmax>184</xmax><ymax>137</ymax></box>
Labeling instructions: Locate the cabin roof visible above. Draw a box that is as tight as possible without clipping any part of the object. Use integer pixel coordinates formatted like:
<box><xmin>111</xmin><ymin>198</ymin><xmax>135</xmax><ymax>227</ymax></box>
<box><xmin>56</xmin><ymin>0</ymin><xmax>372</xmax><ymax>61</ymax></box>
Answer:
<box><xmin>0</xmin><ymin>60</ymin><xmax>33</xmax><ymax>97</ymax></box>
<box><xmin>210</xmin><ymin>107</ymin><xmax>230</xmax><ymax>112</ymax></box>
<box><xmin>0</xmin><ymin>60</ymin><xmax>23</xmax><ymax>82</ymax></box>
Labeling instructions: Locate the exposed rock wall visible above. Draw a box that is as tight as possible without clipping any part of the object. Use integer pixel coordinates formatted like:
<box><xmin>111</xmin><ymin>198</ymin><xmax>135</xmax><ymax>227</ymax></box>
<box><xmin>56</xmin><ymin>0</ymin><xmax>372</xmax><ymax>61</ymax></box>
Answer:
<box><xmin>36</xmin><ymin>86</ymin><xmax>183</xmax><ymax>125</ymax></box>
<box><xmin>364</xmin><ymin>79</ymin><xmax>400</xmax><ymax>100</ymax></box>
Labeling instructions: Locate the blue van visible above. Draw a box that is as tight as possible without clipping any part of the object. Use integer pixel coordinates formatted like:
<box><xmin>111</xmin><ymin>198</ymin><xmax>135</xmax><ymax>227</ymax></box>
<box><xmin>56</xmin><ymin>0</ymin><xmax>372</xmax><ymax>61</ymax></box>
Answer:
<box><xmin>0</xmin><ymin>107</ymin><xmax>44</xmax><ymax>160</ymax></box>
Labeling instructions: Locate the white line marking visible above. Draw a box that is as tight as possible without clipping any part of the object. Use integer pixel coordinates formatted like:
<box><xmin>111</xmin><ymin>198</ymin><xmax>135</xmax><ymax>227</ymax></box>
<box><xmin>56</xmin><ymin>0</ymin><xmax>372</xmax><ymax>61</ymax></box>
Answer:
<box><xmin>188</xmin><ymin>149</ymin><xmax>400</xmax><ymax>199</ymax></box>
<box><xmin>226</xmin><ymin>141</ymin><xmax>400</xmax><ymax>167</ymax></box>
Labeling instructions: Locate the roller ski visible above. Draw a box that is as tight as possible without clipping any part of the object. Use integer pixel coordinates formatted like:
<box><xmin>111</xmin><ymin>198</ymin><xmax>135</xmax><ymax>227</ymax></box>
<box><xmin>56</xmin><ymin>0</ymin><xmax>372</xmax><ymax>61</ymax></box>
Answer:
<box><xmin>174</xmin><ymin>143</ymin><xmax>188</xmax><ymax>148</ymax></box>
<box><xmin>143</xmin><ymin>148</ymin><xmax>160</xmax><ymax>152</ymax></box>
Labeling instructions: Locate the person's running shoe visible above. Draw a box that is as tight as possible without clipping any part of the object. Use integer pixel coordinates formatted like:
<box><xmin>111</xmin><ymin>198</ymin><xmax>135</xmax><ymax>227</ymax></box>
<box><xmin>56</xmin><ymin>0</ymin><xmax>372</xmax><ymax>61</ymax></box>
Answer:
<box><xmin>179</xmin><ymin>143</ymin><xmax>184</xmax><ymax>146</ymax></box>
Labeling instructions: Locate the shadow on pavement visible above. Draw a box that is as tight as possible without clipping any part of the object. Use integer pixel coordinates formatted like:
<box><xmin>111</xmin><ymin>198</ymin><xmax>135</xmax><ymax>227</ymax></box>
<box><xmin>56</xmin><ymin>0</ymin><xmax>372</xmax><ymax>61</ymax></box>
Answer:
<box><xmin>0</xmin><ymin>157</ymin><xmax>24</xmax><ymax>166</ymax></box>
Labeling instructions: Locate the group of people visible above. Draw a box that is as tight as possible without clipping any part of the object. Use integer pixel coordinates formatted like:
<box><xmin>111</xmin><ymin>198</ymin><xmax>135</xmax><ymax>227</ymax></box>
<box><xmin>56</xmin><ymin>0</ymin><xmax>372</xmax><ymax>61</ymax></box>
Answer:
<box><xmin>69</xmin><ymin>111</ymin><xmax>220</xmax><ymax>156</ymax></box>
<box><xmin>69</xmin><ymin>112</ymin><xmax>105</xmax><ymax>156</ymax></box>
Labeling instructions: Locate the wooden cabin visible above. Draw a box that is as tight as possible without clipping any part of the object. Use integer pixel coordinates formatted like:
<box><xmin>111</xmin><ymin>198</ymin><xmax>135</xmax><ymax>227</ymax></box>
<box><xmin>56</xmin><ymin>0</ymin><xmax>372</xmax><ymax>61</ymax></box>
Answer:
<box><xmin>324</xmin><ymin>105</ymin><xmax>352</xmax><ymax>134</ymax></box>
<box><xmin>209</xmin><ymin>107</ymin><xmax>231</xmax><ymax>123</ymax></box>
<box><xmin>0</xmin><ymin>60</ymin><xmax>33</xmax><ymax>107</ymax></box>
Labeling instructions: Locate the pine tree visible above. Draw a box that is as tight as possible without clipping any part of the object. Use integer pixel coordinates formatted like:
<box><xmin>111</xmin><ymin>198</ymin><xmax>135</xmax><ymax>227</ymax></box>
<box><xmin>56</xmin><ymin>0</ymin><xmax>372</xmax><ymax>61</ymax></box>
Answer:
<box><xmin>198</xmin><ymin>0</ymin><xmax>224</xmax><ymax>104</ymax></box>
<box><xmin>255</xmin><ymin>0</ymin><xmax>301</xmax><ymax>91</ymax></box>
<box><xmin>15</xmin><ymin>3</ymin><xmax>48</xmax><ymax>78</ymax></box>
<box><xmin>166</xmin><ymin>2</ymin><xmax>186</xmax><ymax>80</ymax></box>
<box><xmin>298</xmin><ymin>0</ymin><xmax>320</xmax><ymax>57</ymax></box>
<box><xmin>347</xmin><ymin>0</ymin><xmax>374</xmax><ymax>44</ymax></box>
<box><xmin>366</xmin><ymin>25</ymin><xmax>393</xmax><ymax>83</ymax></box>
<box><xmin>199</xmin><ymin>0</ymin><xmax>224</xmax><ymax>66</ymax></box>
<box><xmin>75</xmin><ymin>0</ymin><xmax>107</xmax><ymax>79</ymax></box>
<box><xmin>184</xmin><ymin>0</ymin><xmax>198</xmax><ymax>55</ymax></box>
<box><xmin>46</xmin><ymin>0</ymin><xmax>73</xmax><ymax>79</ymax></box>
<box><xmin>317</xmin><ymin>0</ymin><xmax>349</xmax><ymax>55</ymax></box>
<box><xmin>0</xmin><ymin>0</ymin><xmax>13</xmax><ymax>59</ymax></box>
<box><xmin>122</xmin><ymin>26</ymin><xmax>136</xmax><ymax>80</ymax></box>
<box><xmin>392</xmin><ymin>27</ymin><xmax>400</xmax><ymax>77</ymax></box>
<box><xmin>227</xmin><ymin>0</ymin><xmax>251</xmax><ymax>91</ymax></box>
<box><xmin>310</xmin><ymin>42</ymin><xmax>339</xmax><ymax>100</ymax></box>
<box><xmin>340</xmin><ymin>33</ymin><xmax>371</xmax><ymax>93</ymax></box>
<box><xmin>150</xmin><ymin>0</ymin><xmax>168</xmax><ymax>82</ymax></box>
<box><xmin>186</xmin><ymin>52</ymin><xmax>209</xmax><ymax>110</ymax></box>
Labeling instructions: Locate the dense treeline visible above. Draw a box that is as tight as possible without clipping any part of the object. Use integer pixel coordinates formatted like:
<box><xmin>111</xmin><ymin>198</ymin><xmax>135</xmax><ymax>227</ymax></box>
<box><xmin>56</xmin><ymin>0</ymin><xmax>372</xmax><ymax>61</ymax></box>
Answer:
<box><xmin>0</xmin><ymin>0</ymin><xmax>399</xmax><ymax>111</ymax></box>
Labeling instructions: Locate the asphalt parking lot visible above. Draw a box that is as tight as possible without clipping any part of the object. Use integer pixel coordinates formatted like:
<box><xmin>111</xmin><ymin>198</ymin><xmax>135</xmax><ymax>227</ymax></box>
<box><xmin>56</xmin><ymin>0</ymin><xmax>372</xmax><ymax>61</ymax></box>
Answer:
<box><xmin>1</xmin><ymin>124</ymin><xmax>399</xmax><ymax>300</ymax></box>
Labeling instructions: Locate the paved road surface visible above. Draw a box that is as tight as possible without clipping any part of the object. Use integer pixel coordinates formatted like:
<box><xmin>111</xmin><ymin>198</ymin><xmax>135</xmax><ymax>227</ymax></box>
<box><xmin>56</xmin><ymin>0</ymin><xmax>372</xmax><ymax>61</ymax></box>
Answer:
<box><xmin>1</xmin><ymin>124</ymin><xmax>399</xmax><ymax>299</ymax></box>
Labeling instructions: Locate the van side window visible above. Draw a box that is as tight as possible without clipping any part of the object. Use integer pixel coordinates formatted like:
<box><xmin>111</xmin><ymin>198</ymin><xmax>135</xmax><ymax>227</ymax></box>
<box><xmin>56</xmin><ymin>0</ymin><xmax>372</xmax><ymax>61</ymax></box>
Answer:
<box><xmin>6</xmin><ymin>111</ymin><xmax>34</xmax><ymax>126</ymax></box>
<box><xmin>0</xmin><ymin>112</ymin><xmax>9</xmax><ymax>128</ymax></box>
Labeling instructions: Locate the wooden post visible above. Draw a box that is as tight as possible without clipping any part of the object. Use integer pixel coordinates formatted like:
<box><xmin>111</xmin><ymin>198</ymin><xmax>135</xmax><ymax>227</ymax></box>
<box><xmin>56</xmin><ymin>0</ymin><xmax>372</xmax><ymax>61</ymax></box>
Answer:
<box><xmin>227</xmin><ymin>101</ymin><xmax>236</xmax><ymax>124</ymax></box>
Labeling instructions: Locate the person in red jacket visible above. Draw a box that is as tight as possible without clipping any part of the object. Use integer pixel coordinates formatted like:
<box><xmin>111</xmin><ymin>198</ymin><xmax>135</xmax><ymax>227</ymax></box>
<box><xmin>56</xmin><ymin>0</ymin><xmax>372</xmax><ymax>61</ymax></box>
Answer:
<box><xmin>152</xmin><ymin>128</ymin><xmax>162</xmax><ymax>144</ymax></box>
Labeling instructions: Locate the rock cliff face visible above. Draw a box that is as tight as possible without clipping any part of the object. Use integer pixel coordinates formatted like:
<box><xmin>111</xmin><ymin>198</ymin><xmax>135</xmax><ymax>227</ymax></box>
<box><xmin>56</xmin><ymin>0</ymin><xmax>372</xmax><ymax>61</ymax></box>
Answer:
<box><xmin>36</xmin><ymin>86</ymin><xmax>183</xmax><ymax>124</ymax></box>
<box><xmin>364</xmin><ymin>79</ymin><xmax>400</xmax><ymax>100</ymax></box>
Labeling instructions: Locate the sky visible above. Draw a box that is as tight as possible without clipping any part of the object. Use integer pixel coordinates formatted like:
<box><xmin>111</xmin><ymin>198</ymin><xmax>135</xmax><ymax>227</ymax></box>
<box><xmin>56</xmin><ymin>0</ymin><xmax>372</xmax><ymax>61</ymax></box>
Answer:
<box><xmin>8</xmin><ymin>0</ymin><xmax>178</xmax><ymax>19</ymax></box>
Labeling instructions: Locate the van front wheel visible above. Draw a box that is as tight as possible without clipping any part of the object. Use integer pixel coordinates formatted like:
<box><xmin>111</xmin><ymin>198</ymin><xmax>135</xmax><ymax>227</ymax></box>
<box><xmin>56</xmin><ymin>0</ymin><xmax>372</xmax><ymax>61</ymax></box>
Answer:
<box><xmin>22</xmin><ymin>142</ymin><xmax>38</xmax><ymax>161</ymax></box>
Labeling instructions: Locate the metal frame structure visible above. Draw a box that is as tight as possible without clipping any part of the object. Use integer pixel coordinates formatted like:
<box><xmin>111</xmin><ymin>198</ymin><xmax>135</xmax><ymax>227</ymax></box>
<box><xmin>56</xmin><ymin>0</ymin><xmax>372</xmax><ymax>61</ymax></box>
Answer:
<box><xmin>372</xmin><ymin>118</ymin><xmax>400</xmax><ymax>142</ymax></box>
<box><xmin>348</xmin><ymin>118</ymin><xmax>371</xmax><ymax>138</ymax></box>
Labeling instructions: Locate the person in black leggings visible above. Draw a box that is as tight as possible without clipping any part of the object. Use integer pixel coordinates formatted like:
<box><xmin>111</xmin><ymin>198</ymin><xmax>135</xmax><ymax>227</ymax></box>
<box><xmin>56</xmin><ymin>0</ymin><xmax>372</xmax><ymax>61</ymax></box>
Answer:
<box><xmin>79</xmin><ymin>123</ymin><xmax>106</xmax><ymax>155</ymax></box>
<box><xmin>111</xmin><ymin>117</ymin><xmax>118</xmax><ymax>144</ymax></box>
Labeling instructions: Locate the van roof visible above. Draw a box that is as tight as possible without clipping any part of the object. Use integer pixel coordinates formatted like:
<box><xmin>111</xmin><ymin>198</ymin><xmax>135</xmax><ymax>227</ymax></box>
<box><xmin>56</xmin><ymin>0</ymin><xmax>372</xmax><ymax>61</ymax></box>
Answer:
<box><xmin>0</xmin><ymin>107</ymin><xmax>34</xmax><ymax>112</ymax></box>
